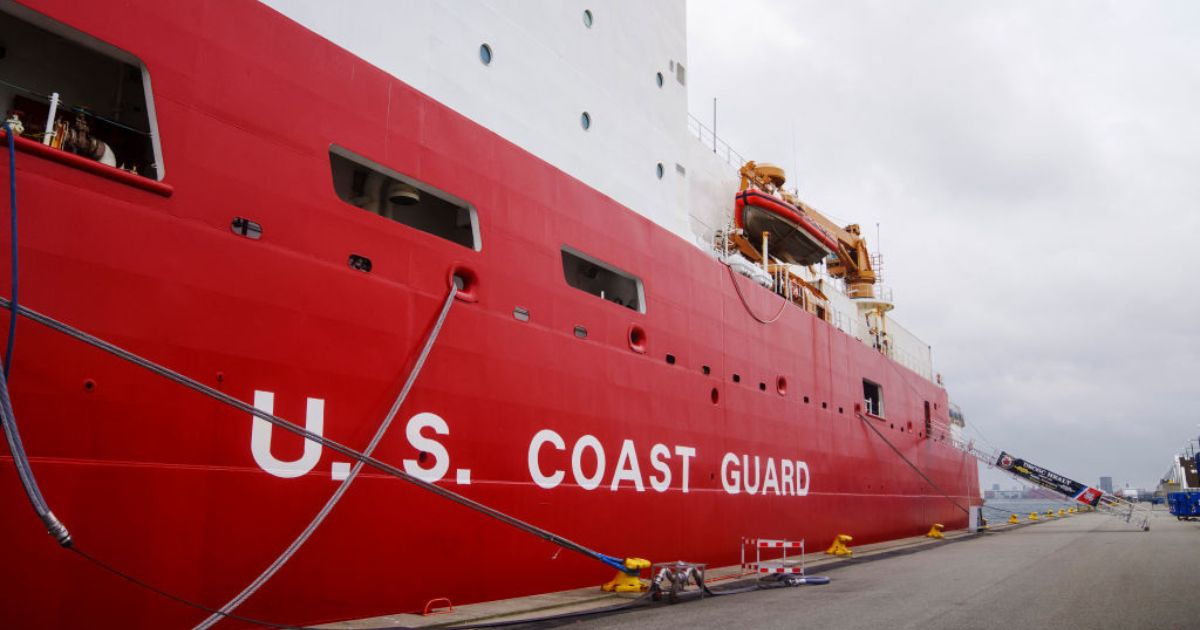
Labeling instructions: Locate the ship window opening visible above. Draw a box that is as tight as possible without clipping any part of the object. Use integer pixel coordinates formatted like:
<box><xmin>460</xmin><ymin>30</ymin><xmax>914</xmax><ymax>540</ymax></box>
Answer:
<box><xmin>0</xmin><ymin>6</ymin><xmax>164</xmax><ymax>180</ymax></box>
<box><xmin>732</xmin><ymin>373</ymin><xmax>741</xmax><ymax>383</ymax></box>
<box><xmin>230</xmin><ymin>217</ymin><xmax>262</xmax><ymax>240</ymax></box>
<box><xmin>675</xmin><ymin>63</ymin><xmax>686</xmax><ymax>85</ymax></box>
<box><xmin>348</xmin><ymin>254</ymin><xmax>372</xmax><ymax>273</ymax></box>
<box><xmin>656</xmin><ymin>72</ymin><xmax>664</xmax><ymax>87</ymax></box>
<box><xmin>665</xmin><ymin>353</ymin><xmax>676</xmax><ymax>365</ymax></box>
<box><xmin>560</xmin><ymin>246</ymin><xmax>645</xmax><ymax>312</ymax></box>
<box><xmin>803</xmin><ymin>396</ymin><xmax>810</xmax><ymax>404</ymax></box>
<box><xmin>710</xmin><ymin>387</ymin><xmax>719</xmax><ymax>404</ymax></box>
<box><xmin>758</xmin><ymin>382</ymin><xmax>766</xmax><ymax>391</ymax></box>
<box><xmin>580</xmin><ymin>111</ymin><xmax>591</xmax><ymax>130</ymax></box>
<box><xmin>479</xmin><ymin>43</ymin><xmax>492</xmax><ymax>65</ymax></box>
<box><xmin>582</xmin><ymin>9</ymin><xmax>593</xmax><ymax>28</ymax></box>
<box><xmin>574</xmin><ymin>325</ymin><xmax>588</xmax><ymax>339</ymax></box>
<box><xmin>702</xmin><ymin>365</ymin><xmax>711</xmax><ymax>375</ymax></box>
<box><xmin>924</xmin><ymin>401</ymin><xmax>932</xmax><ymax>439</ymax></box>
<box><xmin>329</xmin><ymin>147</ymin><xmax>480</xmax><ymax>250</ymax></box>
<box><xmin>656</xmin><ymin>162</ymin><xmax>664</xmax><ymax>179</ymax></box>
<box><xmin>838</xmin><ymin>407</ymin><xmax>844</xmax><ymax>414</ymax></box>
<box><xmin>513</xmin><ymin>307</ymin><xmax>530</xmax><ymax>322</ymax></box>
<box><xmin>821</xmin><ymin>402</ymin><xmax>828</xmax><ymax>409</ymax></box>
<box><xmin>776</xmin><ymin>377</ymin><xmax>787</xmax><ymax>396</ymax></box>
<box><xmin>863</xmin><ymin>379</ymin><xmax>884</xmax><ymax>417</ymax></box>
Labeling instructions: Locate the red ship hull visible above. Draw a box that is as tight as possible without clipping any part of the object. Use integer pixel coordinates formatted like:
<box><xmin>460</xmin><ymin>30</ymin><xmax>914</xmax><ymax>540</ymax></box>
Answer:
<box><xmin>0</xmin><ymin>1</ymin><xmax>979</xmax><ymax>627</ymax></box>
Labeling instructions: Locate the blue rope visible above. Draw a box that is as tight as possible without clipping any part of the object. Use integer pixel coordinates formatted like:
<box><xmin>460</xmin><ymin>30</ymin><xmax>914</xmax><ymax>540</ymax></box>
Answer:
<box><xmin>3</xmin><ymin>123</ymin><xmax>15</xmax><ymax>378</ymax></box>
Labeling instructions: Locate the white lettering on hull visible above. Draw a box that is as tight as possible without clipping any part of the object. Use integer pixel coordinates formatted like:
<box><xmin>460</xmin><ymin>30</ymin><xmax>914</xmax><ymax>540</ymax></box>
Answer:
<box><xmin>250</xmin><ymin>390</ymin><xmax>325</xmax><ymax>479</ymax></box>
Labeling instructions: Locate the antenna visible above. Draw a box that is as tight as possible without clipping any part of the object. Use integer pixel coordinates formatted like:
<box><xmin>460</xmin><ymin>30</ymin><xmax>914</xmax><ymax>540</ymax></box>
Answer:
<box><xmin>791</xmin><ymin>123</ymin><xmax>798</xmax><ymax>195</ymax></box>
<box><xmin>712</xmin><ymin>97</ymin><xmax>717</xmax><ymax>153</ymax></box>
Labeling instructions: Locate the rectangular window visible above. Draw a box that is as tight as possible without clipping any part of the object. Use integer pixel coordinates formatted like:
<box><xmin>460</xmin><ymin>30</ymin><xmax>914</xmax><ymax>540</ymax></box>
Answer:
<box><xmin>0</xmin><ymin>5</ymin><xmax>163</xmax><ymax>179</ymax></box>
<box><xmin>329</xmin><ymin>146</ymin><xmax>480</xmax><ymax>250</ymax></box>
<box><xmin>863</xmin><ymin>379</ymin><xmax>884</xmax><ymax>417</ymax></box>
<box><xmin>924</xmin><ymin>400</ymin><xmax>932</xmax><ymax>438</ymax></box>
<box><xmin>561</xmin><ymin>246</ymin><xmax>644</xmax><ymax>312</ymax></box>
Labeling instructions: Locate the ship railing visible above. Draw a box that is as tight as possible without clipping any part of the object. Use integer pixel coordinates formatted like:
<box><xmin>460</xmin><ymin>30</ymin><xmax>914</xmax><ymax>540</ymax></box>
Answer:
<box><xmin>687</xmin><ymin>113</ymin><xmax>746</xmax><ymax>168</ymax></box>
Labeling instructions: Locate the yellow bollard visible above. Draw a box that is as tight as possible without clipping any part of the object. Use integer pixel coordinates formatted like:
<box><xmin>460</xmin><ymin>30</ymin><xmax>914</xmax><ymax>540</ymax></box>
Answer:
<box><xmin>825</xmin><ymin>534</ymin><xmax>854</xmax><ymax>556</ymax></box>
<box><xmin>600</xmin><ymin>557</ymin><xmax>650</xmax><ymax>593</ymax></box>
<box><xmin>1058</xmin><ymin>509</ymin><xmax>1066</xmax><ymax>517</ymax></box>
<box><xmin>1008</xmin><ymin>514</ymin><xmax>1020</xmax><ymax>524</ymax></box>
<box><xmin>1029</xmin><ymin>512</ymin><xmax>1039</xmax><ymax>521</ymax></box>
<box><xmin>1045</xmin><ymin>510</ymin><xmax>1055</xmax><ymax>518</ymax></box>
<box><xmin>926</xmin><ymin>523</ymin><xmax>945</xmax><ymax>539</ymax></box>
<box><xmin>1068</xmin><ymin>507</ymin><xmax>1076</xmax><ymax>514</ymax></box>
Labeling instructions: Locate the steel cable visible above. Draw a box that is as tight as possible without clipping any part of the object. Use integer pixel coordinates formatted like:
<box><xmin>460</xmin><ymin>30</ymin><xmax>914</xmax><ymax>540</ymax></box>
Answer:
<box><xmin>856</xmin><ymin>412</ymin><xmax>970</xmax><ymax>515</ymax></box>
<box><xmin>726</xmin><ymin>264</ymin><xmax>787</xmax><ymax>324</ymax></box>
<box><xmin>195</xmin><ymin>282</ymin><xmax>459</xmax><ymax>629</ymax></box>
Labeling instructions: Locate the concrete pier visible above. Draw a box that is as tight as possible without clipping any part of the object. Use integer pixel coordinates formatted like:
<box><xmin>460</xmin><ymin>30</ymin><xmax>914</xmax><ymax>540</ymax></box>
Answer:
<box><xmin>329</xmin><ymin>510</ymin><xmax>1200</xmax><ymax>629</ymax></box>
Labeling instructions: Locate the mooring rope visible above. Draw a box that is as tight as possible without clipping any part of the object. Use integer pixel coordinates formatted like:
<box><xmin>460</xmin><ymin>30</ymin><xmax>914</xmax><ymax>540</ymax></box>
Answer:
<box><xmin>856</xmin><ymin>412</ymin><xmax>970</xmax><ymax>515</ymax></box>
<box><xmin>726</xmin><ymin>263</ymin><xmax>787</xmax><ymax>324</ymax></box>
<box><xmin>194</xmin><ymin>282</ymin><xmax>459</xmax><ymax>629</ymax></box>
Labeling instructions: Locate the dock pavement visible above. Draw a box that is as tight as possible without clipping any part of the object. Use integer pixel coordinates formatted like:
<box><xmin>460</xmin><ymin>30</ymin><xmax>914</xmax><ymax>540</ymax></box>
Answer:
<box><xmin>327</xmin><ymin>509</ymin><xmax>1200</xmax><ymax>630</ymax></box>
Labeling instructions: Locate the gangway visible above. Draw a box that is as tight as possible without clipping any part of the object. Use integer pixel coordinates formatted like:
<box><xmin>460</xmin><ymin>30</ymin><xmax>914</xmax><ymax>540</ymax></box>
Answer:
<box><xmin>952</xmin><ymin>439</ymin><xmax>1151</xmax><ymax>531</ymax></box>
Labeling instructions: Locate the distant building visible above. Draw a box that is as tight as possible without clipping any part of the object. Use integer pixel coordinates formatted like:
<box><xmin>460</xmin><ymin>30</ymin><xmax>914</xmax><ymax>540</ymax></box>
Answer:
<box><xmin>1100</xmin><ymin>476</ymin><xmax>1113</xmax><ymax>494</ymax></box>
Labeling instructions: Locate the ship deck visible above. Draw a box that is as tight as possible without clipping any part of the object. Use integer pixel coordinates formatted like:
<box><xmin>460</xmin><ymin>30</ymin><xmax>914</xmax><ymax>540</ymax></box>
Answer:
<box><xmin>323</xmin><ymin>509</ymin><xmax>1198</xmax><ymax>629</ymax></box>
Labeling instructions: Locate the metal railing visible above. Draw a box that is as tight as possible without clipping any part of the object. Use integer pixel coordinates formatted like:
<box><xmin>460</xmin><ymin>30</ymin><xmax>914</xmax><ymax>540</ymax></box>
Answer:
<box><xmin>687</xmin><ymin>113</ymin><xmax>746</xmax><ymax>168</ymax></box>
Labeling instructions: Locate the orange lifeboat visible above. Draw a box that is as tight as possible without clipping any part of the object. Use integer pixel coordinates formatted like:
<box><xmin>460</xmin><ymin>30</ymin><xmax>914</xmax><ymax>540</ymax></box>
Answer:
<box><xmin>734</xmin><ymin>189</ymin><xmax>838</xmax><ymax>266</ymax></box>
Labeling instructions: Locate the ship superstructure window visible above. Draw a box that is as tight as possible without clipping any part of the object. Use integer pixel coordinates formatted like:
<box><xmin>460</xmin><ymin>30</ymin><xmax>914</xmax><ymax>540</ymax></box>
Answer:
<box><xmin>863</xmin><ymin>379</ymin><xmax>884</xmax><ymax>417</ymax></box>
<box><xmin>479</xmin><ymin>43</ymin><xmax>492</xmax><ymax>65</ymax></box>
<box><xmin>329</xmin><ymin>147</ymin><xmax>480</xmax><ymax>250</ymax></box>
<box><xmin>0</xmin><ymin>5</ymin><xmax>163</xmax><ymax>179</ymax></box>
<box><xmin>560</xmin><ymin>247</ymin><xmax>644</xmax><ymax>312</ymax></box>
<box><xmin>582</xmin><ymin>10</ymin><xmax>594</xmax><ymax>28</ymax></box>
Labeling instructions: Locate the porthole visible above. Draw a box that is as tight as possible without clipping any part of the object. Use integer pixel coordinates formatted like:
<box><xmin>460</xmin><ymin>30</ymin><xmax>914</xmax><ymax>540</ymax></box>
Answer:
<box><xmin>656</xmin><ymin>72</ymin><xmax>664</xmax><ymax>87</ymax></box>
<box><xmin>580</xmin><ymin>111</ymin><xmax>592</xmax><ymax>130</ymax></box>
<box><xmin>479</xmin><ymin>43</ymin><xmax>493</xmax><ymax>66</ymax></box>
<box><xmin>776</xmin><ymin>377</ymin><xmax>788</xmax><ymax>396</ymax></box>
<box><xmin>656</xmin><ymin>162</ymin><xmax>664</xmax><ymax>179</ymax></box>
<box><xmin>583</xmin><ymin>9</ymin><xmax>593</xmax><ymax>28</ymax></box>
<box><xmin>710</xmin><ymin>387</ymin><xmax>720</xmax><ymax>404</ymax></box>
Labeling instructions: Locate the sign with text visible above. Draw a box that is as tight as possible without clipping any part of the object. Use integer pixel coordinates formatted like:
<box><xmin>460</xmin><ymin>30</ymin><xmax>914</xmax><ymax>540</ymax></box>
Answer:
<box><xmin>995</xmin><ymin>451</ymin><xmax>1103</xmax><ymax>506</ymax></box>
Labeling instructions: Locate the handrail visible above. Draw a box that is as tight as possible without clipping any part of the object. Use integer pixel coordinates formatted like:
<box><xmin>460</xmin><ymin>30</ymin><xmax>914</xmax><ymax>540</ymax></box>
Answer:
<box><xmin>687</xmin><ymin>113</ymin><xmax>746</xmax><ymax>167</ymax></box>
<box><xmin>0</xmin><ymin>130</ymin><xmax>172</xmax><ymax>198</ymax></box>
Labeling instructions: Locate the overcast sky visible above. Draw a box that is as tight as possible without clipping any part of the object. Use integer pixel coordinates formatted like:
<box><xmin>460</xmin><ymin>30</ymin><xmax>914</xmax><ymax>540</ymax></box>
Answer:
<box><xmin>687</xmin><ymin>0</ymin><xmax>1200</xmax><ymax>492</ymax></box>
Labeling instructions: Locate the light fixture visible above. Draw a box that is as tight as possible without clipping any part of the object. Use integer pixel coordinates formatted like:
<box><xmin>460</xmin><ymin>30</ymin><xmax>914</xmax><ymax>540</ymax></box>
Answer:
<box><xmin>386</xmin><ymin>181</ymin><xmax>420</xmax><ymax>206</ymax></box>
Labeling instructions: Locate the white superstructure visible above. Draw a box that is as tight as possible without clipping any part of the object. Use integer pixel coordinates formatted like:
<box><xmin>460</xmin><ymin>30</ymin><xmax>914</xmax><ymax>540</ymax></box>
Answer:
<box><xmin>259</xmin><ymin>0</ymin><xmax>937</xmax><ymax>384</ymax></box>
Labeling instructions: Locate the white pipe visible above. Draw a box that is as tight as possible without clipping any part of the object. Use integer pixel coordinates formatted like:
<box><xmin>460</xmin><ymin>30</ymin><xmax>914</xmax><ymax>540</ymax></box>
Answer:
<box><xmin>43</xmin><ymin>92</ymin><xmax>59</xmax><ymax>146</ymax></box>
<box><xmin>761</xmin><ymin>231</ymin><xmax>769</xmax><ymax>274</ymax></box>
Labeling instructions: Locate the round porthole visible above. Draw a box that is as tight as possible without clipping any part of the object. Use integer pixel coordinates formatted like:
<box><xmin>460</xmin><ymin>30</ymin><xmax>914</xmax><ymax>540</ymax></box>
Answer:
<box><xmin>479</xmin><ymin>43</ymin><xmax>493</xmax><ymax>65</ymax></box>
<box><xmin>776</xmin><ymin>376</ymin><xmax>788</xmax><ymax>396</ymax></box>
<box><xmin>580</xmin><ymin>111</ymin><xmax>591</xmax><ymax>130</ymax></box>
<box><xmin>655</xmin><ymin>162</ymin><xmax>664</xmax><ymax>179</ymax></box>
<box><xmin>656</xmin><ymin>72</ymin><xmax>664</xmax><ymax>87</ymax></box>
<box><xmin>583</xmin><ymin>9</ymin><xmax>593</xmax><ymax>28</ymax></box>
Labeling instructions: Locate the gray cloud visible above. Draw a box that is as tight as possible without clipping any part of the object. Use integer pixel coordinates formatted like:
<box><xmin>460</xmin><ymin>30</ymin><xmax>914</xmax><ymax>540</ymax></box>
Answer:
<box><xmin>688</xmin><ymin>0</ymin><xmax>1200</xmax><ymax>490</ymax></box>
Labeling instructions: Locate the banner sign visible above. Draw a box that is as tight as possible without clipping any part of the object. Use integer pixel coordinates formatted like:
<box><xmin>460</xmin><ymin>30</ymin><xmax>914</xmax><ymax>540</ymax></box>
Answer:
<box><xmin>995</xmin><ymin>451</ymin><xmax>1103</xmax><ymax>506</ymax></box>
